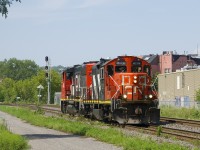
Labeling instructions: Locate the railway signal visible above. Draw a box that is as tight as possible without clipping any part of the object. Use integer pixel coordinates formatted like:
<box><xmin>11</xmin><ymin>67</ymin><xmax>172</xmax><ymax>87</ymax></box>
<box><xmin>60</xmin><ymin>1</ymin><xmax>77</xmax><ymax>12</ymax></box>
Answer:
<box><xmin>45</xmin><ymin>56</ymin><xmax>51</xmax><ymax>104</ymax></box>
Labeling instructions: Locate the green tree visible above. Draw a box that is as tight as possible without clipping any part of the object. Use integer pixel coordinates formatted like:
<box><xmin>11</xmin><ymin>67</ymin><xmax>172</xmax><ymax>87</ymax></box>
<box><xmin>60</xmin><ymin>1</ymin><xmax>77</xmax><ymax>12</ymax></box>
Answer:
<box><xmin>0</xmin><ymin>58</ymin><xmax>39</xmax><ymax>81</ymax></box>
<box><xmin>0</xmin><ymin>0</ymin><xmax>20</xmax><ymax>17</ymax></box>
<box><xmin>195</xmin><ymin>89</ymin><xmax>200</xmax><ymax>102</ymax></box>
<box><xmin>33</xmin><ymin>69</ymin><xmax>61</xmax><ymax>104</ymax></box>
<box><xmin>0</xmin><ymin>78</ymin><xmax>17</xmax><ymax>102</ymax></box>
<box><xmin>152</xmin><ymin>72</ymin><xmax>159</xmax><ymax>91</ymax></box>
<box><xmin>50</xmin><ymin>69</ymin><xmax>61</xmax><ymax>103</ymax></box>
<box><xmin>0</xmin><ymin>61</ymin><xmax>61</xmax><ymax>103</ymax></box>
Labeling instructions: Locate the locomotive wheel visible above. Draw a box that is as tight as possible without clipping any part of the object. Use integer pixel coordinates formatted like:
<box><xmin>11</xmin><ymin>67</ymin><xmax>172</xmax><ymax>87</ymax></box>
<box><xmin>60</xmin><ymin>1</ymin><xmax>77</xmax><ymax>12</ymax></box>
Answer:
<box><xmin>61</xmin><ymin>101</ymin><xmax>67</xmax><ymax>114</ymax></box>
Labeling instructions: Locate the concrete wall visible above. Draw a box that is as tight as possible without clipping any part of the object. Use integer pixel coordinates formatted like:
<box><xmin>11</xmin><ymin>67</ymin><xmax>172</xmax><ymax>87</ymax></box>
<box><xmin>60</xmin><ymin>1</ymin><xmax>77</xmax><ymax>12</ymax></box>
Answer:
<box><xmin>158</xmin><ymin>69</ymin><xmax>200</xmax><ymax>108</ymax></box>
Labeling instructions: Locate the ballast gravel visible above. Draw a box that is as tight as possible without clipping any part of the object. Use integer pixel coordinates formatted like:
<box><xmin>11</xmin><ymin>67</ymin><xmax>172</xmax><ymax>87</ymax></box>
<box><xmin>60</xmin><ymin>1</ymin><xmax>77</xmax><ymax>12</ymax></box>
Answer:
<box><xmin>0</xmin><ymin>111</ymin><xmax>122</xmax><ymax>150</ymax></box>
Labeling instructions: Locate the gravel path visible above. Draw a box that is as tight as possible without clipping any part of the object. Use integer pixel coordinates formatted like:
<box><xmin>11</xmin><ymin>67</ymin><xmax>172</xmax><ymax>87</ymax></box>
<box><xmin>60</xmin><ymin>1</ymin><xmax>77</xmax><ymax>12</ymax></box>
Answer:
<box><xmin>0</xmin><ymin>111</ymin><xmax>122</xmax><ymax>150</ymax></box>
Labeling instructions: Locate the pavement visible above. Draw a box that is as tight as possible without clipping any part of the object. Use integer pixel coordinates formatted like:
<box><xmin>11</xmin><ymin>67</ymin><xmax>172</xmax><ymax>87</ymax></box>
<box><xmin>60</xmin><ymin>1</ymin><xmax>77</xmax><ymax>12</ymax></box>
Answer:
<box><xmin>0</xmin><ymin>111</ymin><xmax>122</xmax><ymax>150</ymax></box>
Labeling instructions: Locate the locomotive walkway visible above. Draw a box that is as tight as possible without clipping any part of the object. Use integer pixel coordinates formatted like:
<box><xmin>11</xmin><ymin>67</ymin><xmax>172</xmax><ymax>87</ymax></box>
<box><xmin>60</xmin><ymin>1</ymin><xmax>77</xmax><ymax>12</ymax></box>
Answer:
<box><xmin>0</xmin><ymin>111</ymin><xmax>122</xmax><ymax>150</ymax></box>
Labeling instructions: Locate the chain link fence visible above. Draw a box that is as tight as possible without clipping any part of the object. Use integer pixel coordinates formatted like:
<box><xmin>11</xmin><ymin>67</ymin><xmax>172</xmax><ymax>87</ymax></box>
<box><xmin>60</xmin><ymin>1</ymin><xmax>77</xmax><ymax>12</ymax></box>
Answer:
<box><xmin>159</xmin><ymin>99</ymin><xmax>199</xmax><ymax>109</ymax></box>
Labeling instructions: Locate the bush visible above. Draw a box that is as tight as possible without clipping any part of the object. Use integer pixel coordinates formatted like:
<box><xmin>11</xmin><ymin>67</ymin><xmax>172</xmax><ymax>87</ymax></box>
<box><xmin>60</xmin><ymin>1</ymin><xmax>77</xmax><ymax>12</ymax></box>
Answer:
<box><xmin>195</xmin><ymin>88</ymin><xmax>200</xmax><ymax>102</ymax></box>
<box><xmin>0</xmin><ymin>120</ymin><xmax>28</xmax><ymax>150</ymax></box>
<box><xmin>161</xmin><ymin>105</ymin><xmax>200</xmax><ymax>120</ymax></box>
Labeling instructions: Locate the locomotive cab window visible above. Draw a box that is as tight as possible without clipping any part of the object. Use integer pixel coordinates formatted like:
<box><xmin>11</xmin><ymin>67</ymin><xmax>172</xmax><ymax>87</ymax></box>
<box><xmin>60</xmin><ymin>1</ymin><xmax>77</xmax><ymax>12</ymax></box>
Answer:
<box><xmin>107</xmin><ymin>65</ymin><xmax>114</xmax><ymax>76</ymax></box>
<box><xmin>115</xmin><ymin>60</ymin><xmax>127</xmax><ymax>73</ymax></box>
<box><xmin>143</xmin><ymin>65</ymin><xmax>151</xmax><ymax>76</ymax></box>
<box><xmin>132</xmin><ymin>66</ymin><xmax>142</xmax><ymax>72</ymax></box>
<box><xmin>100</xmin><ymin>68</ymin><xmax>104</xmax><ymax>79</ymax></box>
<box><xmin>132</xmin><ymin>61</ymin><xmax>142</xmax><ymax>73</ymax></box>
<box><xmin>115</xmin><ymin>66</ymin><xmax>127</xmax><ymax>72</ymax></box>
<box><xmin>66</xmin><ymin>72</ymin><xmax>73</xmax><ymax>80</ymax></box>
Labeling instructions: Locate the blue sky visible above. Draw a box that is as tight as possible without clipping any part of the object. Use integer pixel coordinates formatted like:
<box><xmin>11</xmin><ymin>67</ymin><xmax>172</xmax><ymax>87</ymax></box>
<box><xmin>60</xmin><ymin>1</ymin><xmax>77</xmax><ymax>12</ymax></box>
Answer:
<box><xmin>1</xmin><ymin>0</ymin><xmax>200</xmax><ymax>66</ymax></box>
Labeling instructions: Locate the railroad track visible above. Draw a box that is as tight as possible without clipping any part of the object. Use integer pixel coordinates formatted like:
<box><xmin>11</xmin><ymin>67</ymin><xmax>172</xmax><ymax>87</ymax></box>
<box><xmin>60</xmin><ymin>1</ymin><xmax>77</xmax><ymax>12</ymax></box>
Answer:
<box><xmin>2</xmin><ymin>104</ymin><xmax>200</xmax><ymax>141</ymax></box>
<box><xmin>41</xmin><ymin>105</ymin><xmax>200</xmax><ymax>142</ymax></box>
<box><xmin>160</xmin><ymin>117</ymin><xmax>200</xmax><ymax>127</ymax></box>
<box><xmin>41</xmin><ymin>106</ymin><xmax>62</xmax><ymax>115</ymax></box>
<box><xmin>125</xmin><ymin>125</ymin><xmax>200</xmax><ymax>141</ymax></box>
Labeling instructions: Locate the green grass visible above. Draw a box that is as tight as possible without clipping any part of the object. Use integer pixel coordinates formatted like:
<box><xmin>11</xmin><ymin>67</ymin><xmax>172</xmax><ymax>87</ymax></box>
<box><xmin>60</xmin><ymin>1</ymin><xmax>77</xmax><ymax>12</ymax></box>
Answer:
<box><xmin>0</xmin><ymin>106</ymin><xmax>194</xmax><ymax>150</ymax></box>
<box><xmin>160</xmin><ymin>105</ymin><xmax>200</xmax><ymax>120</ymax></box>
<box><xmin>0</xmin><ymin>119</ymin><xmax>28</xmax><ymax>150</ymax></box>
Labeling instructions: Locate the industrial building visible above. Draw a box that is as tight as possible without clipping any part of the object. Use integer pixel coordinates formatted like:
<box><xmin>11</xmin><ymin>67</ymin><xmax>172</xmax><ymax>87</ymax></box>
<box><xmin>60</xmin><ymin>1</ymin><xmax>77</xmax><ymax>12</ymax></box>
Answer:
<box><xmin>158</xmin><ymin>68</ymin><xmax>200</xmax><ymax>108</ymax></box>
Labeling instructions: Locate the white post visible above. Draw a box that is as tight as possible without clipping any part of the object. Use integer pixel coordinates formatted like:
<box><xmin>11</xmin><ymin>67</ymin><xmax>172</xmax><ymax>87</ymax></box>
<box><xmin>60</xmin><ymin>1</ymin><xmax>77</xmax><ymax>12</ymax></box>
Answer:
<box><xmin>45</xmin><ymin>56</ymin><xmax>51</xmax><ymax>105</ymax></box>
<box><xmin>37</xmin><ymin>84</ymin><xmax>44</xmax><ymax>104</ymax></box>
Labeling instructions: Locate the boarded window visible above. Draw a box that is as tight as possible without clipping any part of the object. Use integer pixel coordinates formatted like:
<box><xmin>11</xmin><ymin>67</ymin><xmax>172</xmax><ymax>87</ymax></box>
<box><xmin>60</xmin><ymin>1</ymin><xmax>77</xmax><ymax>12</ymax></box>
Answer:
<box><xmin>177</xmin><ymin>76</ymin><xmax>181</xmax><ymax>89</ymax></box>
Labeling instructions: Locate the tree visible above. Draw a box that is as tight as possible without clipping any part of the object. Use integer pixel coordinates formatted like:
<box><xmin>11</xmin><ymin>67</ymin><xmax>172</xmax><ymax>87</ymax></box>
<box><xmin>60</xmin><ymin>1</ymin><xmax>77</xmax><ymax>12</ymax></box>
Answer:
<box><xmin>195</xmin><ymin>89</ymin><xmax>200</xmax><ymax>102</ymax></box>
<box><xmin>152</xmin><ymin>72</ymin><xmax>159</xmax><ymax>91</ymax></box>
<box><xmin>0</xmin><ymin>58</ymin><xmax>39</xmax><ymax>81</ymax></box>
<box><xmin>0</xmin><ymin>0</ymin><xmax>20</xmax><ymax>17</ymax></box>
<box><xmin>0</xmin><ymin>78</ymin><xmax>17</xmax><ymax>102</ymax></box>
<box><xmin>0</xmin><ymin>69</ymin><xmax>61</xmax><ymax>104</ymax></box>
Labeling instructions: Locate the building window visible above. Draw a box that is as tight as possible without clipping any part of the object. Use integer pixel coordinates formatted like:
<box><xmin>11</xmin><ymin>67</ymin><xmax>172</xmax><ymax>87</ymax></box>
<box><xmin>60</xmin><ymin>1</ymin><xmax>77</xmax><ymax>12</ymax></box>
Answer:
<box><xmin>164</xmin><ymin>68</ymin><xmax>170</xmax><ymax>73</ymax></box>
<box><xmin>177</xmin><ymin>76</ymin><xmax>180</xmax><ymax>90</ymax></box>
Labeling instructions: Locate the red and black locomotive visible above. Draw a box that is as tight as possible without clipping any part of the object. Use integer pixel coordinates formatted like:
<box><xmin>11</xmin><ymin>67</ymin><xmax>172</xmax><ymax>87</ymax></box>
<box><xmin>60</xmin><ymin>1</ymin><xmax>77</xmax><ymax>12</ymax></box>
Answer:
<box><xmin>61</xmin><ymin>56</ymin><xmax>160</xmax><ymax>124</ymax></box>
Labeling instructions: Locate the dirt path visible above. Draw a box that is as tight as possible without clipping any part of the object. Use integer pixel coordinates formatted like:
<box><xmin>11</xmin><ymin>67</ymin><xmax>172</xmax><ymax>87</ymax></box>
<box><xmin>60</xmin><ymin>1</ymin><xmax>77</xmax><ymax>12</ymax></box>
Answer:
<box><xmin>0</xmin><ymin>111</ymin><xmax>122</xmax><ymax>150</ymax></box>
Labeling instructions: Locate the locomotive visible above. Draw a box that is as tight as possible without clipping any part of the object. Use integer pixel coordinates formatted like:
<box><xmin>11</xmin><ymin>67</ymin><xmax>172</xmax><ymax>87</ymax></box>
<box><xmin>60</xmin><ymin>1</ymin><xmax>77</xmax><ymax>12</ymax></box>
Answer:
<box><xmin>60</xmin><ymin>56</ymin><xmax>160</xmax><ymax>124</ymax></box>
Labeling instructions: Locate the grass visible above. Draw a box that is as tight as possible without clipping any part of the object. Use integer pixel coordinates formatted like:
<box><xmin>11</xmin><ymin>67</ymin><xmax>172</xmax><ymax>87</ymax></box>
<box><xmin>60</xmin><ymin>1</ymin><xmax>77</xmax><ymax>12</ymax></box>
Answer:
<box><xmin>160</xmin><ymin>105</ymin><xmax>200</xmax><ymax>120</ymax></box>
<box><xmin>0</xmin><ymin>106</ymin><xmax>193</xmax><ymax>150</ymax></box>
<box><xmin>0</xmin><ymin>119</ymin><xmax>28</xmax><ymax>150</ymax></box>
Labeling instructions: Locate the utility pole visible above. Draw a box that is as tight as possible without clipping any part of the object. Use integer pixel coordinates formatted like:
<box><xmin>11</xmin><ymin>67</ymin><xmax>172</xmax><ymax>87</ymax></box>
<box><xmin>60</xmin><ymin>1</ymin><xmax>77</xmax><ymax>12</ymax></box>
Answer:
<box><xmin>45</xmin><ymin>56</ymin><xmax>51</xmax><ymax>104</ymax></box>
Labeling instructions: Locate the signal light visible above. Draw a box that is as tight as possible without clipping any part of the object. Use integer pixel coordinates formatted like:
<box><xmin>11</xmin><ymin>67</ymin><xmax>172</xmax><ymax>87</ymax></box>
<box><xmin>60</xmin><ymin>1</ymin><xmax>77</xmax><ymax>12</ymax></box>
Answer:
<box><xmin>45</xmin><ymin>56</ymin><xmax>48</xmax><ymax>62</ymax></box>
<box><xmin>45</xmin><ymin>66</ymin><xmax>48</xmax><ymax>70</ymax></box>
<box><xmin>45</xmin><ymin>72</ymin><xmax>48</xmax><ymax>78</ymax></box>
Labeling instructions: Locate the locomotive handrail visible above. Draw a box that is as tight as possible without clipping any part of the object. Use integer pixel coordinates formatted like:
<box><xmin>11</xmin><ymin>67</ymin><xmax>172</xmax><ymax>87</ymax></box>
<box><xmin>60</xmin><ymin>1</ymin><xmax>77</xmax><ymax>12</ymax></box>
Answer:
<box><xmin>109</xmin><ymin>75</ymin><xmax>120</xmax><ymax>99</ymax></box>
<box><xmin>80</xmin><ymin>87</ymin><xmax>87</xmax><ymax>100</ymax></box>
<box><xmin>109</xmin><ymin>75</ymin><xmax>120</xmax><ymax>111</ymax></box>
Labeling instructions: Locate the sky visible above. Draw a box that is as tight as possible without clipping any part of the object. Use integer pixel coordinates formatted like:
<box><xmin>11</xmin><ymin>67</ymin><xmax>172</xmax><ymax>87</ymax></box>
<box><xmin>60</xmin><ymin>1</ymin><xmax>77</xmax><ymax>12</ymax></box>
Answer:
<box><xmin>1</xmin><ymin>0</ymin><xmax>200</xmax><ymax>67</ymax></box>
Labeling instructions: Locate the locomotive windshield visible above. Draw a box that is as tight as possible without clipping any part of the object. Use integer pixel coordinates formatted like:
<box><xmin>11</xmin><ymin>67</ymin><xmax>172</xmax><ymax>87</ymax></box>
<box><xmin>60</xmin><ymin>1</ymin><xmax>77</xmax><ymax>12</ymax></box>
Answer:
<box><xmin>115</xmin><ymin>59</ymin><xmax>127</xmax><ymax>73</ymax></box>
<box><xmin>66</xmin><ymin>72</ymin><xmax>73</xmax><ymax>80</ymax></box>
<box><xmin>132</xmin><ymin>61</ymin><xmax>142</xmax><ymax>72</ymax></box>
<box><xmin>143</xmin><ymin>65</ymin><xmax>151</xmax><ymax>76</ymax></box>
<box><xmin>115</xmin><ymin>66</ymin><xmax>127</xmax><ymax>72</ymax></box>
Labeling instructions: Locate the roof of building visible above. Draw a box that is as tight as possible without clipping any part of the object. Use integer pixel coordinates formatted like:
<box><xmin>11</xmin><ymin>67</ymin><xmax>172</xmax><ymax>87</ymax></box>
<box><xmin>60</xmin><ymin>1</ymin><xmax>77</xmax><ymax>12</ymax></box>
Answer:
<box><xmin>142</xmin><ymin>55</ymin><xmax>158</xmax><ymax>63</ymax></box>
<box><xmin>190</xmin><ymin>56</ymin><xmax>200</xmax><ymax>65</ymax></box>
<box><xmin>172</xmin><ymin>55</ymin><xmax>182</xmax><ymax>62</ymax></box>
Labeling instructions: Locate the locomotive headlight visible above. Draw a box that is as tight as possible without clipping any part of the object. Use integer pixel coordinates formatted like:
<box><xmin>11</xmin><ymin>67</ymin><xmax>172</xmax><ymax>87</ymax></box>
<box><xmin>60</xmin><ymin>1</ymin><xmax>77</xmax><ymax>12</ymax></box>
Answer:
<box><xmin>134</xmin><ymin>76</ymin><xmax>137</xmax><ymax>79</ymax></box>
<box><xmin>149</xmin><ymin>94</ymin><xmax>153</xmax><ymax>99</ymax></box>
<box><xmin>123</xmin><ymin>94</ymin><xmax>127</xmax><ymax>99</ymax></box>
<box><xmin>133</xmin><ymin>80</ymin><xmax>137</xmax><ymax>83</ymax></box>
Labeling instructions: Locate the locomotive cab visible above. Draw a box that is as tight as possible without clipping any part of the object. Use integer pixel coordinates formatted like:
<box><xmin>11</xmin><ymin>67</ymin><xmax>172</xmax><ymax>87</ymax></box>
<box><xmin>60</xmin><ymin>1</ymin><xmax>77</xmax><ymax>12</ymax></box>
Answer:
<box><xmin>60</xmin><ymin>67</ymin><xmax>74</xmax><ymax>113</ymax></box>
<box><xmin>102</xmin><ymin>56</ymin><xmax>160</xmax><ymax>124</ymax></box>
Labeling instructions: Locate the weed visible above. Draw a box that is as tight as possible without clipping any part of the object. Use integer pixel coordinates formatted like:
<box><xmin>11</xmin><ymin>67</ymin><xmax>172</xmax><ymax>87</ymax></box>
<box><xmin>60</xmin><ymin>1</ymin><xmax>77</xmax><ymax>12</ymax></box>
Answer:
<box><xmin>34</xmin><ymin>105</ymin><xmax>44</xmax><ymax>115</ymax></box>
<box><xmin>160</xmin><ymin>106</ymin><xmax>200</xmax><ymax>120</ymax></box>
<box><xmin>157</xmin><ymin>126</ymin><xmax>162</xmax><ymax>136</ymax></box>
<box><xmin>0</xmin><ymin>106</ymin><xmax>191</xmax><ymax>150</ymax></box>
<box><xmin>0</xmin><ymin>118</ymin><xmax>28</xmax><ymax>150</ymax></box>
